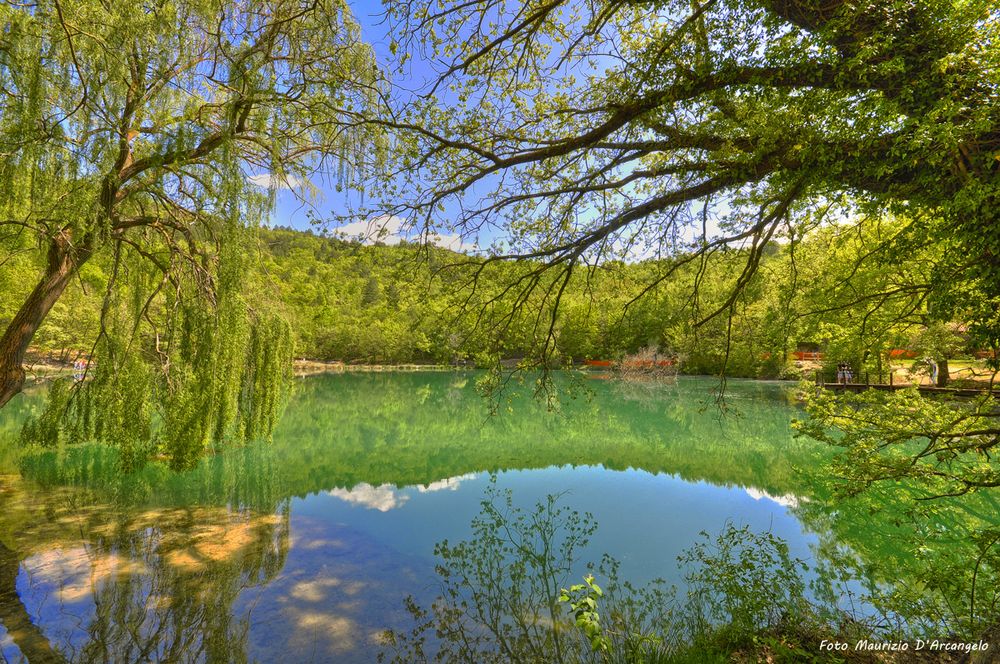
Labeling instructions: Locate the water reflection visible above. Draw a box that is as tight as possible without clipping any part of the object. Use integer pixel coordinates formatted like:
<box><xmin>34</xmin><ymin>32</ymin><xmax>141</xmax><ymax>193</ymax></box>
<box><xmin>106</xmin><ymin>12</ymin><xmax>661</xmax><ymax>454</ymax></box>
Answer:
<box><xmin>8</xmin><ymin>374</ymin><xmax>820</xmax><ymax>504</ymax></box>
<box><xmin>0</xmin><ymin>374</ymin><xmax>830</xmax><ymax>661</ymax></box>
<box><xmin>0</xmin><ymin>474</ymin><xmax>290</xmax><ymax>663</ymax></box>
<box><xmin>744</xmin><ymin>486</ymin><xmax>800</xmax><ymax>508</ymax></box>
<box><xmin>329</xmin><ymin>483</ymin><xmax>409</xmax><ymax>511</ymax></box>
<box><xmin>3</xmin><ymin>373</ymin><xmax>988</xmax><ymax>659</ymax></box>
<box><xmin>328</xmin><ymin>473</ymin><xmax>479</xmax><ymax>512</ymax></box>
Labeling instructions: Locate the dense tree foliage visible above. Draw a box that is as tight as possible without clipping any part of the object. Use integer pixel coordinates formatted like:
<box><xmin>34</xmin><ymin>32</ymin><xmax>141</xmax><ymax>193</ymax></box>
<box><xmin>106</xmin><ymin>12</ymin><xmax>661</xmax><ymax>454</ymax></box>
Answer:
<box><xmin>5</xmin><ymin>220</ymin><xmax>985</xmax><ymax>379</ymax></box>
<box><xmin>352</xmin><ymin>0</ymin><xmax>1000</xmax><ymax>505</ymax></box>
<box><xmin>370</xmin><ymin>0</ymin><xmax>999</xmax><ymax>352</ymax></box>
<box><xmin>245</xmin><ymin>223</ymin><xmax>990</xmax><ymax>380</ymax></box>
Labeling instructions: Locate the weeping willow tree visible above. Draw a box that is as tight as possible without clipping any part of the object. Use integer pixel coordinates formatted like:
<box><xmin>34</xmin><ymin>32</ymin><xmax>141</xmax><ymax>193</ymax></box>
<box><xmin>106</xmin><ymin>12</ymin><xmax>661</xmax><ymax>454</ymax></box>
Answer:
<box><xmin>0</xmin><ymin>0</ymin><xmax>383</xmax><ymax>465</ymax></box>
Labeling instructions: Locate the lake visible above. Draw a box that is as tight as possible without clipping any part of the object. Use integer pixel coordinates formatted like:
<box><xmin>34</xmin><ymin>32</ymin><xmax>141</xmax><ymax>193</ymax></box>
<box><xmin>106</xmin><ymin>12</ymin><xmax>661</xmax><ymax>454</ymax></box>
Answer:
<box><xmin>0</xmin><ymin>372</ymin><xmax>935</xmax><ymax>661</ymax></box>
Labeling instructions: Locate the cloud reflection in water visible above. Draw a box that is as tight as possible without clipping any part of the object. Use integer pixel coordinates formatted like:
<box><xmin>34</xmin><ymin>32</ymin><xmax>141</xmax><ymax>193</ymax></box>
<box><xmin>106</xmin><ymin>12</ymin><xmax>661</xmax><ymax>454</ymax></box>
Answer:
<box><xmin>327</xmin><ymin>473</ymin><xmax>480</xmax><ymax>511</ymax></box>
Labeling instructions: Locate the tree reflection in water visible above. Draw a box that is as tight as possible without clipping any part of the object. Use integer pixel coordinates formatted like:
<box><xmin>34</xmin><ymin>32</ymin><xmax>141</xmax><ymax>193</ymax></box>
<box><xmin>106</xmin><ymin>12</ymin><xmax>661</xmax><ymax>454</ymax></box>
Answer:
<box><xmin>2</xmin><ymin>373</ymin><xmax>996</xmax><ymax>659</ymax></box>
<box><xmin>0</xmin><ymin>475</ymin><xmax>290</xmax><ymax>663</ymax></box>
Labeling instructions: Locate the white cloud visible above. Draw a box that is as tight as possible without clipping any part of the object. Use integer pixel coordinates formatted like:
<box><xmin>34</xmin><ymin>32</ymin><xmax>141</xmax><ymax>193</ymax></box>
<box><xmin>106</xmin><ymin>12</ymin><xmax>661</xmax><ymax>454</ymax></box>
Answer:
<box><xmin>247</xmin><ymin>172</ymin><xmax>305</xmax><ymax>190</ymax></box>
<box><xmin>334</xmin><ymin>215</ymin><xmax>407</xmax><ymax>244</ymax></box>
<box><xmin>326</xmin><ymin>474</ymin><xmax>482</xmax><ymax>512</ymax></box>
<box><xmin>429</xmin><ymin>232</ymin><xmax>479</xmax><ymax>253</ymax></box>
<box><xmin>332</xmin><ymin>215</ymin><xmax>478</xmax><ymax>252</ymax></box>
<box><xmin>328</xmin><ymin>483</ymin><xmax>409</xmax><ymax>512</ymax></box>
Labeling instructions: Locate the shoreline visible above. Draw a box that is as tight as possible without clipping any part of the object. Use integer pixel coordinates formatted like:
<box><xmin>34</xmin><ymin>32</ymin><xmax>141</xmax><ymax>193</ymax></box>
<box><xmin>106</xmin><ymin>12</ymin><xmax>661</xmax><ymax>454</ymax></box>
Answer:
<box><xmin>20</xmin><ymin>357</ymin><xmax>996</xmax><ymax>389</ymax></box>
<box><xmin>293</xmin><ymin>359</ymin><xmax>458</xmax><ymax>376</ymax></box>
<box><xmin>291</xmin><ymin>361</ymin><xmax>998</xmax><ymax>391</ymax></box>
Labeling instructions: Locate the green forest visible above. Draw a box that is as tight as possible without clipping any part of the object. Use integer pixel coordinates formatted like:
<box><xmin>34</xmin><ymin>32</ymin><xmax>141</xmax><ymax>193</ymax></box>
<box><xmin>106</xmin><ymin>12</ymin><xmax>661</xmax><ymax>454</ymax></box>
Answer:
<box><xmin>3</xmin><ymin>217</ymin><xmax>988</xmax><ymax>381</ymax></box>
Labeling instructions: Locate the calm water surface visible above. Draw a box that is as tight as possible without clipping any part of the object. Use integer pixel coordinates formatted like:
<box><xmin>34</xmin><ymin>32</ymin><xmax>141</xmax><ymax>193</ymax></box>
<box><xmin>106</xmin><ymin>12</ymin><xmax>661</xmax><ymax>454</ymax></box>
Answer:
<box><xmin>0</xmin><ymin>373</ymin><xmax>878</xmax><ymax>662</ymax></box>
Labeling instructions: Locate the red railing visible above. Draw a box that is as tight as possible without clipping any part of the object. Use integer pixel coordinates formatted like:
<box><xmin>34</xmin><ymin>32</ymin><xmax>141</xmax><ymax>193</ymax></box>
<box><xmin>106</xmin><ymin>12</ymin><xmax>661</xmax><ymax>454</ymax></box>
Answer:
<box><xmin>583</xmin><ymin>359</ymin><xmax>674</xmax><ymax>367</ymax></box>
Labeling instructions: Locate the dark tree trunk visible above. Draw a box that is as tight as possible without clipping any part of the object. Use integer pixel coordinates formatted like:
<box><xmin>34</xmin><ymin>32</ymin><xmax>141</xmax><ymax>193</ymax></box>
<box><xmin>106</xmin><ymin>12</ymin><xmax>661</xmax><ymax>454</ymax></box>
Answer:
<box><xmin>0</xmin><ymin>232</ymin><xmax>90</xmax><ymax>408</ymax></box>
<box><xmin>0</xmin><ymin>541</ymin><xmax>67</xmax><ymax>663</ymax></box>
<box><xmin>937</xmin><ymin>357</ymin><xmax>950</xmax><ymax>387</ymax></box>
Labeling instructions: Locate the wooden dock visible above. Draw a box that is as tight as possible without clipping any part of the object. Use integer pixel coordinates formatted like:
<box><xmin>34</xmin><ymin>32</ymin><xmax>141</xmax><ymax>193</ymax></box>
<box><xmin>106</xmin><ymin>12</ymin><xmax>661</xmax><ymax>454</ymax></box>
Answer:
<box><xmin>815</xmin><ymin>370</ymin><xmax>996</xmax><ymax>397</ymax></box>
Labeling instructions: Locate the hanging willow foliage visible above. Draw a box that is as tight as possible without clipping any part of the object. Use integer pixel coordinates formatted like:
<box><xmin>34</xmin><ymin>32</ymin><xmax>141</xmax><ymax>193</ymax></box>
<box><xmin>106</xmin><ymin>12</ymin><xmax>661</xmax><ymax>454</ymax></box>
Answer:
<box><xmin>20</xmin><ymin>237</ymin><xmax>294</xmax><ymax>471</ymax></box>
<box><xmin>1</xmin><ymin>0</ymin><xmax>384</xmax><ymax>434</ymax></box>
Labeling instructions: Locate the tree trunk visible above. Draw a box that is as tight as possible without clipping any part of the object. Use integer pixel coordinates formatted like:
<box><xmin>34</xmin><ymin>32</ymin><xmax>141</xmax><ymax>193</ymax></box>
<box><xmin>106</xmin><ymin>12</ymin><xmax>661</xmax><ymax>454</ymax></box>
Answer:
<box><xmin>0</xmin><ymin>232</ymin><xmax>90</xmax><ymax>408</ymax></box>
<box><xmin>937</xmin><ymin>357</ymin><xmax>950</xmax><ymax>387</ymax></box>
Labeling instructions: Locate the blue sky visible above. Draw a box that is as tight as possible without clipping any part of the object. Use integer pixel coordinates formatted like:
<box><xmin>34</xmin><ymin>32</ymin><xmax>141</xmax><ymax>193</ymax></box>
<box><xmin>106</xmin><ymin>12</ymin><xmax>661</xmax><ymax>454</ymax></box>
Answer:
<box><xmin>259</xmin><ymin>0</ymin><xmax>730</xmax><ymax>256</ymax></box>
<box><xmin>261</xmin><ymin>0</ymin><xmax>592</xmax><ymax>254</ymax></box>
<box><xmin>262</xmin><ymin>0</ymin><xmax>449</xmax><ymax>241</ymax></box>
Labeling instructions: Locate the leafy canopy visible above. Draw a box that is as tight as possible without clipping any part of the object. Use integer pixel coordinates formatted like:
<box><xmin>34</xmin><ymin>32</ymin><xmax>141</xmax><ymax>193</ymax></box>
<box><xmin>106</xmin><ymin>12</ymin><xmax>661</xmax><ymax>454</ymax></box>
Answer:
<box><xmin>366</xmin><ymin>0</ymin><xmax>999</xmax><ymax>361</ymax></box>
<box><xmin>357</xmin><ymin>0</ymin><xmax>1000</xmax><ymax>501</ymax></box>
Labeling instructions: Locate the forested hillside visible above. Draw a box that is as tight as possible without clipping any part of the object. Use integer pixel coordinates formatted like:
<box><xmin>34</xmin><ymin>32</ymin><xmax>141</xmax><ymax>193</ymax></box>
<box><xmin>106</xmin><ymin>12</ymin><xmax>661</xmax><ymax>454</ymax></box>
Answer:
<box><xmin>2</xmin><ymin>216</ymin><xmax>979</xmax><ymax>379</ymax></box>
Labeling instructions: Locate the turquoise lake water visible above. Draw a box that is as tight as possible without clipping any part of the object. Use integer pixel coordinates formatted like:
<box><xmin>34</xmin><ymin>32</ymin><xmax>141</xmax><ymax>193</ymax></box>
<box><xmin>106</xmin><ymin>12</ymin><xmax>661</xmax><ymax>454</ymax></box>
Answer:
<box><xmin>0</xmin><ymin>372</ymin><xmax>928</xmax><ymax>662</ymax></box>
